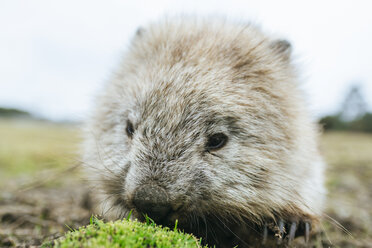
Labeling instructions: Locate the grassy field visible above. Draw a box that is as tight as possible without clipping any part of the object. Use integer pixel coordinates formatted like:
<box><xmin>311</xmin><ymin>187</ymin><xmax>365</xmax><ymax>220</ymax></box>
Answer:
<box><xmin>0</xmin><ymin>119</ymin><xmax>371</xmax><ymax>247</ymax></box>
<box><xmin>0</xmin><ymin>119</ymin><xmax>81</xmax><ymax>189</ymax></box>
<box><xmin>320</xmin><ymin>132</ymin><xmax>372</xmax><ymax>247</ymax></box>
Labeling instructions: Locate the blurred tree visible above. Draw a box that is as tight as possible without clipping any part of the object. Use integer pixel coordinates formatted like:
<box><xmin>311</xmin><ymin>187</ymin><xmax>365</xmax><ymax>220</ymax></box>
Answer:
<box><xmin>319</xmin><ymin>114</ymin><xmax>345</xmax><ymax>131</ymax></box>
<box><xmin>319</xmin><ymin>84</ymin><xmax>372</xmax><ymax>133</ymax></box>
<box><xmin>351</xmin><ymin>113</ymin><xmax>372</xmax><ymax>132</ymax></box>
<box><xmin>0</xmin><ymin>107</ymin><xmax>31</xmax><ymax>118</ymax></box>
<box><xmin>340</xmin><ymin>84</ymin><xmax>367</xmax><ymax>122</ymax></box>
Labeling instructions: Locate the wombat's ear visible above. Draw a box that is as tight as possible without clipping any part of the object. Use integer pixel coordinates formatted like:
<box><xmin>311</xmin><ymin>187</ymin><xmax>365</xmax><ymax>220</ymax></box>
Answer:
<box><xmin>135</xmin><ymin>27</ymin><xmax>145</xmax><ymax>37</ymax></box>
<box><xmin>270</xmin><ymin>39</ymin><xmax>292</xmax><ymax>61</ymax></box>
<box><xmin>131</xmin><ymin>27</ymin><xmax>145</xmax><ymax>43</ymax></box>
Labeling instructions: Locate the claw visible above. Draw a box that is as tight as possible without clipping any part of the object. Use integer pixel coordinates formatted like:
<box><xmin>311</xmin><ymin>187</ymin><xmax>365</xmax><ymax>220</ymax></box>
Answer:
<box><xmin>276</xmin><ymin>219</ymin><xmax>285</xmax><ymax>245</ymax></box>
<box><xmin>262</xmin><ymin>224</ymin><xmax>268</xmax><ymax>245</ymax></box>
<box><xmin>288</xmin><ymin>221</ymin><xmax>297</xmax><ymax>244</ymax></box>
<box><xmin>305</xmin><ymin>222</ymin><xmax>310</xmax><ymax>243</ymax></box>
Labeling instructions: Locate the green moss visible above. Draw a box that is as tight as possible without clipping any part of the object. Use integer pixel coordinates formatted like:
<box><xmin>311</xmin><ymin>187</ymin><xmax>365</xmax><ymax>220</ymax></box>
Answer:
<box><xmin>42</xmin><ymin>217</ymin><xmax>206</xmax><ymax>248</ymax></box>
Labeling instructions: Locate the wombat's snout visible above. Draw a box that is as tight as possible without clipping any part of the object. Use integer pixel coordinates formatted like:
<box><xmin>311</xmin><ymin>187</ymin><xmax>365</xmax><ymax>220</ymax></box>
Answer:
<box><xmin>133</xmin><ymin>184</ymin><xmax>171</xmax><ymax>222</ymax></box>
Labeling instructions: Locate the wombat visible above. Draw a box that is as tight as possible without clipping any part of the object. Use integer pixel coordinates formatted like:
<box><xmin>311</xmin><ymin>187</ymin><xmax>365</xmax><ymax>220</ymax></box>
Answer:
<box><xmin>83</xmin><ymin>17</ymin><xmax>325</xmax><ymax>247</ymax></box>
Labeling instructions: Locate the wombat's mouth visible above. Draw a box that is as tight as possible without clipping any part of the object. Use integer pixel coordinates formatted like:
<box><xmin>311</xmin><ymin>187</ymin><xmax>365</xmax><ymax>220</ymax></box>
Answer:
<box><xmin>127</xmin><ymin>184</ymin><xmax>314</xmax><ymax>246</ymax></box>
<box><xmin>131</xmin><ymin>207</ymin><xmax>313</xmax><ymax>247</ymax></box>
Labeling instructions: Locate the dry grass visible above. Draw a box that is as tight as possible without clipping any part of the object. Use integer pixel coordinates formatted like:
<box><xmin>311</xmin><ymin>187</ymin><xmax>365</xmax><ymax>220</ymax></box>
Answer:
<box><xmin>320</xmin><ymin>131</ymin><xmax>372</xmax><ymax>247</ymax></box>
<box><xmin>0</xmin><ymin>119</ymin><xmax>81</xmax><ymax>189</ymax></box>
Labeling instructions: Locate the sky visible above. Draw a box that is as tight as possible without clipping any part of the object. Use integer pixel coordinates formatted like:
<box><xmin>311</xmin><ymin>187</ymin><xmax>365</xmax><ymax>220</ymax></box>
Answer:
<box><xmin>0</xmin><ymin>0</ymin><xmax>371</xmax><ymax>121</ymax></box>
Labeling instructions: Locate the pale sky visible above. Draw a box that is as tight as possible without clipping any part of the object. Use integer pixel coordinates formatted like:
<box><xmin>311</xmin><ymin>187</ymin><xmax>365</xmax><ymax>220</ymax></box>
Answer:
<box><xmin>0</xmin><ymin>0</ymin><xmax>371</xmax><ymax>121</ymax></box>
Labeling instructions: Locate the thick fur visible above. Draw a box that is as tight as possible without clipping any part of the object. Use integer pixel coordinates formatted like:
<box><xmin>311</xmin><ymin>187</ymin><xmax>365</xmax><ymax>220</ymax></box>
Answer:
<box><xmin>83</xmin><ymin>17</ymin><xmax>325</xmax><ymax>247</ymax></box>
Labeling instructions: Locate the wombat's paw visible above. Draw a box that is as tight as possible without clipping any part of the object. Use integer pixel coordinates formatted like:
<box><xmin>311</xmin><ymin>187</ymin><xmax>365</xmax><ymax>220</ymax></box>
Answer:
<box><xmin>261</xmin><ymin>218</ymin><xmax>311</xmax><ymax>247</ymax></box>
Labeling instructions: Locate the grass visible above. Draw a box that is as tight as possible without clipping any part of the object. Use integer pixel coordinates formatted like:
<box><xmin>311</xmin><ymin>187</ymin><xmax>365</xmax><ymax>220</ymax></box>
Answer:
<box><xmin>320</xmin><ymin>131</ymin><xmax>372</xmax><ymax>246</ymax></box>
<box><xmin>42</xmin><ymin>216</ymin><xmax>205</xmax><ymax>248</ymax></box>
<box><xmin>0</xmin><ymin>119</ymin><xmax>80</xmax><ymax>189</ymax></box>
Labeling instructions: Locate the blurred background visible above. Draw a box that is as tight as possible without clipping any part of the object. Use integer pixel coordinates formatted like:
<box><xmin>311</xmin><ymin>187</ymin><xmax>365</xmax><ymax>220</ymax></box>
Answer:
<box><xmin>0</xmin><ymin>0</ymin><xmax>371</xmax><ymax>247</ymax></box>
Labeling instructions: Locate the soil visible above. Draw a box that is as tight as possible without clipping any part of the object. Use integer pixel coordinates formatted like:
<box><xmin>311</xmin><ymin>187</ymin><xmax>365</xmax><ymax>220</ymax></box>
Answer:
<box><xmin>0</xmin><ymin>175</ymin><xmax>92</xmax><ymax>247</ymax></box>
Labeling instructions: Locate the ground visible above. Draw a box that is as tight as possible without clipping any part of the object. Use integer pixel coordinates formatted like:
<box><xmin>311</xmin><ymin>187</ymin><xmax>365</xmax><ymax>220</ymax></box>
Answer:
<box><xmin>0</xmin><ymin>119</ymin><xmax>371</xmax><ymax>247</ymax></box>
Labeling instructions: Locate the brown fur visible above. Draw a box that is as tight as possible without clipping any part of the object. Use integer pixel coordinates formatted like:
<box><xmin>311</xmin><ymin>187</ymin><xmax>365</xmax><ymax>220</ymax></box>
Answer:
<box><xmin>83</xmin><ymin>17</ymin><xmax>325</xmax><ymax>247</ymax></box>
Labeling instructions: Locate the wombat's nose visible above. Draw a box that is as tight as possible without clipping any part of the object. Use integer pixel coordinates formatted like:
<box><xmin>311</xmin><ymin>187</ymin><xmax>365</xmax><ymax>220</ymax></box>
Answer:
<box><xmin>133</xmin><ymin>184</ymin><xmax>170</xmax><ymax>222</ymax></box>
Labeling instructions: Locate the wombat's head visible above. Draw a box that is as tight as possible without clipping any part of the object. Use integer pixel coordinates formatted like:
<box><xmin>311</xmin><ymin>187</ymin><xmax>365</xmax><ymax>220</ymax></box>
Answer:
<box><xmin>84</xmin><ymin>17</ymin><xmax>325</xmax><ymax>246</ymax></box>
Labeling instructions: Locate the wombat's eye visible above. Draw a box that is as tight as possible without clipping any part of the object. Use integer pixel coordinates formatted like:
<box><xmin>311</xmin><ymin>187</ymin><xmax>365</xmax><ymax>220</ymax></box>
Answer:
<box><xmin>126</xmin><ymin>120</ymin><xmax>135</xmax><ymax>138</ymax></box>
<box><xmin>206</xmin><ymin>133</ymin><xmax>228</xmax><ymax>151</ymax></box>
